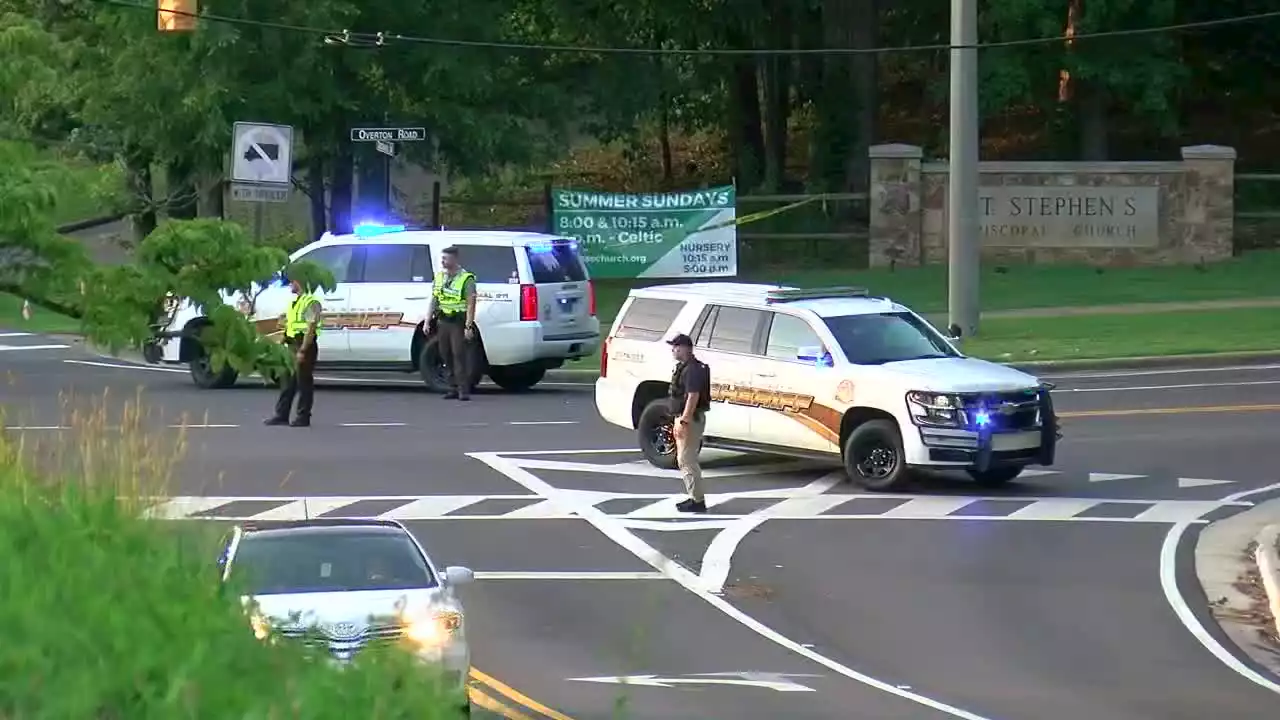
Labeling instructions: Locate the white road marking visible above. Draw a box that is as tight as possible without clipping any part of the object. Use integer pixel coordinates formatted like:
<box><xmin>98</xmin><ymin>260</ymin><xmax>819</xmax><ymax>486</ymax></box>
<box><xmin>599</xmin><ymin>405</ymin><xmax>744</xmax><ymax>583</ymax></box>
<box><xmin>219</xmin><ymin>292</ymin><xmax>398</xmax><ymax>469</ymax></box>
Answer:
<box><xmin>1158</xmin><ymin>480</ymin><xmax>1280</xmax><ymax>696</ymax></box>
<box><xmin>700</xmin><ymin>472</ymin><xmax>844</xmax><ymax>594</ymax></box>
<box><xmin>0</xmin><ymin>343</ymin><xmax>70</xmax><ymax>351</ymax></box>
<box><xmin>380</xmin><ymin>496</ymin><xmax>490</xmax><ymax>518</ymax></box>
<box><xmin>470</xmin><ymin>452</ymin><xmax>997</xmax><ymax>719</ymax></box>
<box><xmin>507</xmin><ymin>420</ymin><xmax>579</xmax><ymax>426</ymax></box>
<box><xmin>1177</xmin><ymin>477</ymin><xmax>1235</xmax><ymax>488</ymax></box>
<box><xmin>0</xmin><ymin>332</ymin><xmax>34</xmax><ymax>337</ymax></box>
<box><xmin>882</xmin><ymin>497</ymin><xmax>976</xmax><ymax>517</ymax></box>
<box><xmin>2</xmin><ymin>425</ymin><xmax>67</xmax><ymax>431</ymax></box>
<box><xmin>473</xmin><ymin>571</ymin><xmax>665</xmax><ymax>580</ymax></box>
<box><xmin>250</xmin><ymin>498</ymin><xmax>355</xmax><ymax>520</ymax></box>
<box><xmin>1088</xmin><ymin>472</ymin><xmax>1145</xmax><ymax>483</ymax></box>
<box><xmin>1131</xmin><ymin>501</ymin><xmax>1229</xmax><ymax>523</ymax></box>
<box><xmin>514</xmin><ymin>456</ymin><xmax>827</xmax><ymax>480</ymax></box>
<box><xmin>1005</xmin><ymin>498</ymin><xmax>1099</xmax><ymax>521</ymax></box>
<box><xmin>64</xmin><ymin>359</ymin><xmax>186</xmax><ymax>373</ymax></box>
<box><xmin>1045</xmin><ymin>364</ymin><xmax>1280</xmax><ymax>380</ymax></box>
<box><xmin>1059</xmin><ymin>380</ymin><xmax>1280</xmax><ymax>393</ymax></box>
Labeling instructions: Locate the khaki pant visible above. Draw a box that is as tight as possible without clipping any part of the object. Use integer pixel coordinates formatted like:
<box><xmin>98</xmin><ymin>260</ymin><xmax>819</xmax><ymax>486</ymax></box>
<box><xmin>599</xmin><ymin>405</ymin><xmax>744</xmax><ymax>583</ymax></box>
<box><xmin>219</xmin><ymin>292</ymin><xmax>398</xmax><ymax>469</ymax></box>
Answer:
<box><xmin>676</xmin><ymin>413</ymin><xmax>706</xmax><ymax>502</ymax></box>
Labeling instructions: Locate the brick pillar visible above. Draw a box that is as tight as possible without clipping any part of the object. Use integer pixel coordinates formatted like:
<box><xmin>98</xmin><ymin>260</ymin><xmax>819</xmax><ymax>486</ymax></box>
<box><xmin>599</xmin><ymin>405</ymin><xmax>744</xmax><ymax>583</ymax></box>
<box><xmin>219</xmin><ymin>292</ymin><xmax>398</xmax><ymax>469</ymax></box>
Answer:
<box><xmin>1180</xmin><ymin>145</ymin><xmax>1236</xmax><ymax>262</ymax></box>
<box><xmin>868</xmin><ymin>144</ymin><xmax>923</xmax><ymax>267</ymax></box>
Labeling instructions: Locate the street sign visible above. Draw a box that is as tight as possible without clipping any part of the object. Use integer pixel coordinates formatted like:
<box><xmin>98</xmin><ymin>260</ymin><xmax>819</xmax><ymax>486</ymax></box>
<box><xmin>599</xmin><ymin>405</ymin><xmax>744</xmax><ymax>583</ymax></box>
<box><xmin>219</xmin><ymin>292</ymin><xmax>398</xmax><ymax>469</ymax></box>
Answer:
<box><xmin>231</xmin><ymin>122</ymin><xmax>293</xmax><ymax>186</ymax></box>
<box><xmin>230</xmin><ymin>183</ymin><xmax>289</xmax><ymax>204</ymax></box>
<box><xmin>375</xmin><ymin>140</ymin><xmax>397</xmax><ymax>157</ymax></box>
<box><xmin>569</xmin><ymin>673</ymin><xmax>820</xmax><ymax>692</ymax></box>
<box><xmin>350</xmin><ymin>127</ymin><xmax>426</xmax><ymax>142</ymax></box>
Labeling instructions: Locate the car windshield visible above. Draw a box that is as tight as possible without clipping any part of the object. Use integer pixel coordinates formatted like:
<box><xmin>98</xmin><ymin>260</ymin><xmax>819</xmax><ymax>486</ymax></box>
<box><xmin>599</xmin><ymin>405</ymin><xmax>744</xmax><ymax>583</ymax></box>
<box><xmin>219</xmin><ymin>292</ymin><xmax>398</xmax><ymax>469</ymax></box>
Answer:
<box><xmin>822</xmin><ymin>311</ymin><xmax>959</xmax><ymax>365</ymax></box>
<box><xmin>230</xmin><ymin>529</ymin><xmax>436</xmax><ymax>595</ymax></box>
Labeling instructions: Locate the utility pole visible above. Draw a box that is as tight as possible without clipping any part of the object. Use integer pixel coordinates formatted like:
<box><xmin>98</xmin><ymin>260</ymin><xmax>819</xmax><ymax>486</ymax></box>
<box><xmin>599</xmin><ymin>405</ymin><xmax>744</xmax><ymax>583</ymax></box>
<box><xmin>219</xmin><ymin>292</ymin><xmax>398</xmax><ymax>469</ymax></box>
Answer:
<box><xmin>947</xmin><ymin>0</ymin><xmax>980</xmax><ymax>337</ymax></box>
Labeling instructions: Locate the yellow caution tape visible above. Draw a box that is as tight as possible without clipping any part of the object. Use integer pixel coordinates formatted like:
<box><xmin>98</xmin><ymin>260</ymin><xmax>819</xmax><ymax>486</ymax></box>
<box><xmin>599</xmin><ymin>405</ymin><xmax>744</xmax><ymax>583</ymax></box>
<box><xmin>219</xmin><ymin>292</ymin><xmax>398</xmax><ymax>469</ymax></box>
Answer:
<box><xmin>690</xmin><ymin>193</ymin><xmax>834</xmax><ymax>236</ymax></box>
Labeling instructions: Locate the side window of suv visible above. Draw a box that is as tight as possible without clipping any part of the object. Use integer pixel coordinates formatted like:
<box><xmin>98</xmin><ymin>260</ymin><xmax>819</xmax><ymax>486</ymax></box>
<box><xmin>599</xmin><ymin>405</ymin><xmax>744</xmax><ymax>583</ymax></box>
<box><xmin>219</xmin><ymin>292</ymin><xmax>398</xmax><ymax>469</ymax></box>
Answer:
<box><xmin>453</xmin><ymin>245</ymin><xmax>519</xmax><ymax>283</ymax></box>
<box><xmin>614</xmin><ymin>298</ymin><xmax>686</xmax><ymax>341</ymax></box>
<box><xmin>294</xmin><ymin>244</ymin><xmax>356</xmax><ymax>283</ymax></box>
<box><xmin>356</xmin><ymin>244</ymin><xmax>423</xmax><ymax>283</ymax></box>
<box><xmin>705</xmin><ymin>306</ymin><xmax>767</xmax><ymax>354</ymax></box>
<box><xmin>764</xmin><ymin>313</ymin><xmax>822</xmax><ymax>360</ymax></box>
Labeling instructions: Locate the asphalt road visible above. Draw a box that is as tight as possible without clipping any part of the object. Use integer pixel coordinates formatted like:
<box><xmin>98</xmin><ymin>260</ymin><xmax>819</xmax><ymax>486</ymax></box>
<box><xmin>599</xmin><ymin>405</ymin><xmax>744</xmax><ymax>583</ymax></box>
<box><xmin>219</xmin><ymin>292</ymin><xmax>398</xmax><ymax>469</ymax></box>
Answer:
<box><xmin>4</xmin><ymin>330</ymin><xmax>1280</xmax><ymax>718</ymax></box>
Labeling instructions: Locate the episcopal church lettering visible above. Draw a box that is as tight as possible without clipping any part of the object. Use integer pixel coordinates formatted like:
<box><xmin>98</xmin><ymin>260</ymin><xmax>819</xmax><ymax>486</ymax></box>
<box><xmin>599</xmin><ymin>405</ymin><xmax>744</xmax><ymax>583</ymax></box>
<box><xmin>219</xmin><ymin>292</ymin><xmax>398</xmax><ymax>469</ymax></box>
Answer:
<box><xmin>978</xmin><ymin>186</ymin><xmax>1160</xmax><ymax>248</ymax></box>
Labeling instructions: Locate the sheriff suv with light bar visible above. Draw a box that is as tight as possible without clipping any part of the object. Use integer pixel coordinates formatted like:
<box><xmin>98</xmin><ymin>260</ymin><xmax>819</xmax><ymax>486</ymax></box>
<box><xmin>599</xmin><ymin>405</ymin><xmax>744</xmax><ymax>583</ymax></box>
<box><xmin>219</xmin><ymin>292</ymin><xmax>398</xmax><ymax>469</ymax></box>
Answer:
<box><xmin>594</xmin><ymin>283</ymin><xmax>1058</xmax><ymax>491</ymax></box>
<box><xmin>218</xmin><ymin>518</ymin><xmax>474</xmax><ymax>713</ymax></box>
<box><xmin>147</xmin><ymin>224</ymin><xmax>600</xmax><ymax>393</ymax></box>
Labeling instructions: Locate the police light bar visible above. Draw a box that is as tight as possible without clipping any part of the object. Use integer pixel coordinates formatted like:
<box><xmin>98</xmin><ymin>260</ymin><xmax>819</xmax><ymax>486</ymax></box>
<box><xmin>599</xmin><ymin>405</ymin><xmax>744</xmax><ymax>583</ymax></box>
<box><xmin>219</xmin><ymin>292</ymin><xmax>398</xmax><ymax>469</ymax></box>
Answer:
<box><xmin>353</xmin><ymin>222</ymin><xmax>406</xmax><ymax>237</ymax></box>
<box><xmin>765</xmin><ymin>286</ymin><xmax>870</xmax><ymax>303</ymax></box>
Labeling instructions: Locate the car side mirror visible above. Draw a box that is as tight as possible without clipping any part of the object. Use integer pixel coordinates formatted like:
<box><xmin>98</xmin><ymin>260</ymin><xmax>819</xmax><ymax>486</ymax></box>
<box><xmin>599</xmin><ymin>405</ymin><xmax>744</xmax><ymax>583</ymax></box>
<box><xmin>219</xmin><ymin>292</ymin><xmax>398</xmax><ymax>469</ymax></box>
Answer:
<box><xmin>443</xmin><ymin>566</ymin><xmax>474</xmax><ymax>586</ymax></box>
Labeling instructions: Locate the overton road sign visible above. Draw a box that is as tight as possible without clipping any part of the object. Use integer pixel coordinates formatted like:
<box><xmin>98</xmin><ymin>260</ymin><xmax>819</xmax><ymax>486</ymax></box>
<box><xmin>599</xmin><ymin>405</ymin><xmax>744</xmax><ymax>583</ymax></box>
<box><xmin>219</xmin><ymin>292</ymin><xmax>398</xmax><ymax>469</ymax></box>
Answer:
<box><xmin>231</xmin><ymin>122</ymin><xmax>294</xmax><ymax>186</ymax></box>
<box><xmin>350</xmin><ymin>127</ymin><xmax>426</xmax><ymax>142</ymax></box>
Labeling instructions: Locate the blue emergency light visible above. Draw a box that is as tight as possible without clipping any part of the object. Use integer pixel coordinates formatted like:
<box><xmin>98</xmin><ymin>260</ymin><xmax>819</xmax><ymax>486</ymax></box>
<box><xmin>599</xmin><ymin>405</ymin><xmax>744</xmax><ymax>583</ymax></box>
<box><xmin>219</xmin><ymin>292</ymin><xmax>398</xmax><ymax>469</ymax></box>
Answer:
<box><xmin>353</xmin><ymin>221</ymin><xmax>406</xmax><ymax>237</ymax></box>
<box><xmin>973</xmin><ymin>409</ymin><xmax>991</xmax><ymax>427</ymax></box>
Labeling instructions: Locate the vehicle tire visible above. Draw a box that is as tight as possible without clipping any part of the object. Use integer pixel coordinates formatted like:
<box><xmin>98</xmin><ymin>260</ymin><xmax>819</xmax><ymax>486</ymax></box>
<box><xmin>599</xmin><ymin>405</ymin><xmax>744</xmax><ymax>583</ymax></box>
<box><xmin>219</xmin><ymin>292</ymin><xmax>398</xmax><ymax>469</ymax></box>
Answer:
<box><xmin>637</xmin><ymin>398</ymin><xmax>679</xmax><ymax>470</ymax></box>
<box><xmin>189</xmin><ymin>344</ymin><xmax>238</xmax><ymax>389</ymax></box>
<box><xmin>842</xmin><ymin>419</ymin><xmax>910</xmax><ymax>491</ymax></box>
<box><xmin>418</xmin><ymin>335</ymin><xmax>482</xmax><ymax>394</ymax></box>
<box><xmin>487</xmin><ymin>363</ymin><xmax>546</xmax><ymax>392</ymax></box>
<box><xmin>967</xmin><ymin>466</ymin><xmax>1023</xmax><ymax>487</ymax></box>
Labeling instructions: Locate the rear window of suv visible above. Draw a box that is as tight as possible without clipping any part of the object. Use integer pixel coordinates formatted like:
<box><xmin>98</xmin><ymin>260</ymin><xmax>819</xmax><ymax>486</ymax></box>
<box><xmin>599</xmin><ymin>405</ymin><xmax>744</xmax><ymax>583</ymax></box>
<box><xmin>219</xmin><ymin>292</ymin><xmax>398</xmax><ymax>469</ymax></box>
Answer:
<box><xmin>525</xmin><ymin>240</ymin><xmax>588</xmax><ymax>283</ymax></box>
<box><xmin>613</xmin><ymin>297</ymin><xmax>685</xmax><ymax>341</ymax></box>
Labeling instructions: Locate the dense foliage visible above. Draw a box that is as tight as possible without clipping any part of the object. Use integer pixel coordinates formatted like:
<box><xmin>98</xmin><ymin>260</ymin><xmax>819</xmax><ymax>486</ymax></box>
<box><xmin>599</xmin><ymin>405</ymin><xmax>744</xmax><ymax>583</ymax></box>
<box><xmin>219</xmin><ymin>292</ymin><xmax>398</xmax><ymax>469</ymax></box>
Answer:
<box><xmin>1</xmin><ymin>0</ymin><xmax>1277</xmax><ymax>373</ymax></box>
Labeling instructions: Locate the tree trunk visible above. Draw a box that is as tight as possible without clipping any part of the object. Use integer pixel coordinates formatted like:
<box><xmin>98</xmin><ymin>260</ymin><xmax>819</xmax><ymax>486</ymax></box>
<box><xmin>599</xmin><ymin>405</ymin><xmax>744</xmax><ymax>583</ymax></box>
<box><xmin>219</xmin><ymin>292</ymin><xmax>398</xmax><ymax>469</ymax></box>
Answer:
<box><xmin>1076</xmin><ymin>80</ymin><xmax>1109</xmax><ymax>160</ymax></box>
<box><xmin>164</xmin><ymin>159</ymin><xmax>198</xmax><ymax>220</ymax></box>
<box><xmin>726</xmin><ymin>20</ymin><xmax>766</xmax><ymax>192</ymax></box>
<box><xmin>199</xmin><ymin>177</ymin><xmax>225</xmax><ymax>219</ymax></box>
<box><xmin>307</xmin><ymin>155</ymin><xmax>328</xmax><ymax>240</ymax></box>
<box><xmin>327</xmin><ymin>134</ymin><xmax>354</xmax><ymax>236</ymax></box>
<box><xmin>848</xmin><ymin>0</ymin><xmax>879</xmax><ymax>194</ymax></box>
<box><xmin>125</xmin><ymin>151</ymin><xmax>156</xmax><ymax>243</ymax></box>
<box><xmin>761</xmin><ymin>0</ymin><xmax>793</xmax><ymax>191</ymax></box>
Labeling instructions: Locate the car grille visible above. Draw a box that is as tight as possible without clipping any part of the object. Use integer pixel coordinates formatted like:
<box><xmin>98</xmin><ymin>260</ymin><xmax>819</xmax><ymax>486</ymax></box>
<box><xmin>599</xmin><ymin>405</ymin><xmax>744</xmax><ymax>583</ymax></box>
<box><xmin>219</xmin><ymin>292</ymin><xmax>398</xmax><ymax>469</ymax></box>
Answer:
<box><xmin>961</xmin><ymin>389</ymin><xmax>1041</xmax><ymax>431</ymax></box>
<box><xmin>278</xmin><ymin>623</ymin><xmax>405</xmax><ymax>661</ymax></box>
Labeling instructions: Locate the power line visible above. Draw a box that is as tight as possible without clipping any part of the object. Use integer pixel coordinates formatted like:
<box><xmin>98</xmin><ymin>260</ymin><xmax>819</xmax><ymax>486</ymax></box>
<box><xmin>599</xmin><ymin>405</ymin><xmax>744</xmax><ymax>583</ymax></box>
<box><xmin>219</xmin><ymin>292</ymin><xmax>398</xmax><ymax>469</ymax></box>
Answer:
<box><xmin>115</xmin><ymin>0</ymin><xmax>1280</xmax><ymax>57</ymax></box>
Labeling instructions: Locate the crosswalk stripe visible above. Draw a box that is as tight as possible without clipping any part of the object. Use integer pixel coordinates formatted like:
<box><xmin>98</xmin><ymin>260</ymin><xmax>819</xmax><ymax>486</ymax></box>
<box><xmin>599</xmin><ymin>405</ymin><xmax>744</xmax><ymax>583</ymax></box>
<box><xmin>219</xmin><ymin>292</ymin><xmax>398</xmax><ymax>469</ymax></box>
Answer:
<box><xmin>144</xmin><ymin>494</ymin><xmax>1248</xmax><ymax>524</ymax></box>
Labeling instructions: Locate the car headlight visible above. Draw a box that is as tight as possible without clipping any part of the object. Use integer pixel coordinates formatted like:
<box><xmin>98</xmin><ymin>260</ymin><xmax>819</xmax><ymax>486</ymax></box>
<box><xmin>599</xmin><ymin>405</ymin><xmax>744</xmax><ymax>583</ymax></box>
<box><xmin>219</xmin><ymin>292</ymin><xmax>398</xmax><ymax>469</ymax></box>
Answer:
<box><xmin>250</xmin><ymin>613</ymin><xmax>272</xmax><ymax>640</ymax></box>
<box><xmin>906</xmin><ymin>391</ymin><xmax>968</xmax><ymax>427</ymax></box>
<box><xmin>402</xmin><ymin>609</ymin><xmax>463</xmax><ymax>648</ymax></box>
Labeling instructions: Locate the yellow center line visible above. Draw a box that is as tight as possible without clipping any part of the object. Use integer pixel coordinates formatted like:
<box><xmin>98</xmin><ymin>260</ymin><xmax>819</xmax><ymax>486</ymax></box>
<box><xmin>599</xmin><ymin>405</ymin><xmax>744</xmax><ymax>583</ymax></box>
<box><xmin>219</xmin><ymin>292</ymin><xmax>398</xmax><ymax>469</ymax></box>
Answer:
<box><xmin>469</xmin><ymin>686</ymin><xmax>535</xmax><ymax>719</ymax></box>
<box><xmin>470</xmin><ymin>667</ymin><xmax>577</xmax><ymax>720</ymax></box>
<box><xmin>1059</xmin><ymin>403</ymin><xmax>1280</xmax><ymax>418</ymax></box>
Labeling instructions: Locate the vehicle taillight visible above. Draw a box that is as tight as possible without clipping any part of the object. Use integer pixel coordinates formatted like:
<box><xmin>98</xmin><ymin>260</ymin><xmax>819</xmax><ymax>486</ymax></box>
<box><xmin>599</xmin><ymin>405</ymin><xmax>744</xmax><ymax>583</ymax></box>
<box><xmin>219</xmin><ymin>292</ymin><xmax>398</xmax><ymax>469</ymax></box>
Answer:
<box><xmin>587</xmin><ymin>281</ymin><xmax>597</xmax><ymax>316</ymax></box>
<box><xmin>519</xmin><ymin>284</ymin><xmax>538</xmax><ymax>321</ymax></box>
<box><xmin>600</xmin><ymin>337</ymin><xmax>609</xmax><ymax>377</ymax></box>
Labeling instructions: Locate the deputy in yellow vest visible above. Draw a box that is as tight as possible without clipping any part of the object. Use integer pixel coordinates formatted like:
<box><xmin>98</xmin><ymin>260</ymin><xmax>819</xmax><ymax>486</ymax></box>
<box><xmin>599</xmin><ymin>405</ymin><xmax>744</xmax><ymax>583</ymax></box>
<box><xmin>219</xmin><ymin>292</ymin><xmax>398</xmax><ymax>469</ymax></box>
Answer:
<box><xmin>265</xmin><ymin>275</ymin><xmax>322</xmax><ymax>427</ymax></box>
<box><xmin>427</xmin><ymin>245</ymin><xmax>477</xmax><ymax>400</ymax></box>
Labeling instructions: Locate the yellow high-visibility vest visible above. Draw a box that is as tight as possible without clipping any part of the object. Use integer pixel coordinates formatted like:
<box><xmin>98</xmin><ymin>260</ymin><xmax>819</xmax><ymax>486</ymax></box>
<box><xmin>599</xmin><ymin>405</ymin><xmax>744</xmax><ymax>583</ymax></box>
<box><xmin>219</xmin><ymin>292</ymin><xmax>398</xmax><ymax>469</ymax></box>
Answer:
<box><xmin>284</xmin><ymin>293</ymin><xmax>322</xmax><ymax>338</ymax></box>
<box><xmin>433</xmin><ymin>270</ymin><xmax>474</xmax><ymax>315</ymax></box>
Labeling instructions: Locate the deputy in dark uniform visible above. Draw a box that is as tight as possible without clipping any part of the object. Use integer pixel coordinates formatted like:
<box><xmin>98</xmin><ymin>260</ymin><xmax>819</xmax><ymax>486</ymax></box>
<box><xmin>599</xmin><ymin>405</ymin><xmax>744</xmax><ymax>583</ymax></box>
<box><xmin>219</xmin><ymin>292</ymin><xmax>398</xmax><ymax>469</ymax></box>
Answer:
<box><xmin>265</xmin><ymin>276</ymin><xmax>322</xmax><ymax>427</ymax></box>
<box><xmin>427</xmin><ymin>245</ymin><xmax>478</xmax><ymax>401</ymax></box>
<box><xmin>667</xmin><ymin>333</ymin><xmax>711</xmax><ymax>513</ymax></box>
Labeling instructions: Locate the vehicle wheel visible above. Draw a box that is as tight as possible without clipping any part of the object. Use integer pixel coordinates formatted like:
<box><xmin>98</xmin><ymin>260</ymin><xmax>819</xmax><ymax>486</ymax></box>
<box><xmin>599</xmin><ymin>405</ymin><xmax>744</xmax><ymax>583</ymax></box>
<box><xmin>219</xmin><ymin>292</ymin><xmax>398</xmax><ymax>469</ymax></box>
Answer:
<box><xmin>967</xmin><ymin>466</ymin><xmax>1023</xmax><ymax>487</ymax></box>
<box><xmin>189</xmin><ymin>345</ymin><xmax>238</xmax><ymax>389</ymax></box>
<box><xmin>487</xmin><ymin>363</ymin><xmax>546</xmax><ymax>392</ymax></box>
<box><xmin>842</xmin><ymin>419</ymin><xmax>910</xmax><ymax>491</ymax></box>
<box><xmin>418</xmin><ymin>335</ymin><xmax>482</xmax><ymax>394</ymax></box>
<box><xmin>637</xmin><ymin>398</ymin><xmax>679</xmax><ymax>470</ymax></box>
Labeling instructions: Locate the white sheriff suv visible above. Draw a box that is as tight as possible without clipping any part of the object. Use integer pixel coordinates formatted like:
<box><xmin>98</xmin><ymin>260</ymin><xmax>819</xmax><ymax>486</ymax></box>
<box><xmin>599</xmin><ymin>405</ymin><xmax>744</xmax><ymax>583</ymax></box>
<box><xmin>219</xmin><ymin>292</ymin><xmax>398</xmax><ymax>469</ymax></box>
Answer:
<box><xmin>146</xmin><ymin>225</ymin><xmax>601</xmax><ymax>392</ymax></box>
<box><xmin>594</xmin><ymin>283</ymin><xmax>1059</xmax><ymax>491</ymax></box>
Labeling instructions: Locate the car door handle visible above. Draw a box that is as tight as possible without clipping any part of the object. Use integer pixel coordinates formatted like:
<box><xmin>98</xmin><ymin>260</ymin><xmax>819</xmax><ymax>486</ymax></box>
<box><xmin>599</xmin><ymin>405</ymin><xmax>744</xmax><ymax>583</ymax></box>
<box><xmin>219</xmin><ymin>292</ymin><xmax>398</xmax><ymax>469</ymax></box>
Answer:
<box><xmin>405</xmin><ymin>296</ymin><xmax>429</xmax><ymax>300</ymax></box>
<box><xmin>755</xmin><ymin>372</ymin><xmax>776</xmax><ymax>378</ymax></box>
<box><xmin>324</xmin><ymin>296</ymin><xmax>345</xmax><ymax>301</ymax></box>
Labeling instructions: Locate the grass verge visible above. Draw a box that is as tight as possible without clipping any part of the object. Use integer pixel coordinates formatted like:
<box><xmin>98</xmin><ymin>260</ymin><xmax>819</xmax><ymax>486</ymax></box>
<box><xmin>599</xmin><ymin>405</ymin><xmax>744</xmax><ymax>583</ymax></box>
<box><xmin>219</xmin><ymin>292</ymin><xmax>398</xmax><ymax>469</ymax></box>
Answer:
<box><xmin>0</xmin><ymin>293</ymin><xmax>80</xmax><ymax>333</ymax></box>
<box><xmin>592</xmin><ymin>249</ymin><xmax>1280</xmax><ymax>326</ymax></box>
<box><xmin>0</xmin><ymin>393</ymin><xmax>468</xmax><ymax>718</ymax></box>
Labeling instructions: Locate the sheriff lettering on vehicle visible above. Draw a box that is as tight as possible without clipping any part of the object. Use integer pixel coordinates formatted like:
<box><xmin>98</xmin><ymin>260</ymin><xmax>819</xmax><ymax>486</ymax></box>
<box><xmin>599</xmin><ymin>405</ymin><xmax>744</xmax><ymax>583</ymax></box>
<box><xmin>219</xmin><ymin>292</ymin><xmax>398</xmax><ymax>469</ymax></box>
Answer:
<box><xmin>595</xmin><ymin>283</ymin><xmax>1059</xmax><ymax>492</ymax></box>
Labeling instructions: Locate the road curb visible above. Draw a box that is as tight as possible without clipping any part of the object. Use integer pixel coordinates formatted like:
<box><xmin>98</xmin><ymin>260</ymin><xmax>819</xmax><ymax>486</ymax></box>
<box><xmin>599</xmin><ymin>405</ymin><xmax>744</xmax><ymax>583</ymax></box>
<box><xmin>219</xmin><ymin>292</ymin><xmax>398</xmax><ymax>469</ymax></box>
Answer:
<box><xmin>1255</xmin><ymin>523</ymin><xmax>1280</xmax><ymax>640</ymax></box>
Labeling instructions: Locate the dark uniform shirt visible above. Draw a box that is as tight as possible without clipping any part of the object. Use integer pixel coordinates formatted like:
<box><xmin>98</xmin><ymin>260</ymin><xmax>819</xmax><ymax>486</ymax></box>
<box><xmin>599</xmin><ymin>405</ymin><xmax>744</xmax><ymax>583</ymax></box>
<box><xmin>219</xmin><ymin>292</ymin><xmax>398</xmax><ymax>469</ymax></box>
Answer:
<box><xmin>670</xmin><ymin>358</ymin><xmax>711</xmax><ymax>417</ymax></box>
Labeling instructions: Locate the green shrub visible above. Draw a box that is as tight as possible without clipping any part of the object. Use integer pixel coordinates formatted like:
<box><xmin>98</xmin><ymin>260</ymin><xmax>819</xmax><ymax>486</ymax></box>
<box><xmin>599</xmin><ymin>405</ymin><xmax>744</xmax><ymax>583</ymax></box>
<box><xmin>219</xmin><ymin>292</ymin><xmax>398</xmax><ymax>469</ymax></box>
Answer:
<box><xmin>0</xmin><ymin>396</ymin><xmax>467</xmax><ymax>718</ymax></box>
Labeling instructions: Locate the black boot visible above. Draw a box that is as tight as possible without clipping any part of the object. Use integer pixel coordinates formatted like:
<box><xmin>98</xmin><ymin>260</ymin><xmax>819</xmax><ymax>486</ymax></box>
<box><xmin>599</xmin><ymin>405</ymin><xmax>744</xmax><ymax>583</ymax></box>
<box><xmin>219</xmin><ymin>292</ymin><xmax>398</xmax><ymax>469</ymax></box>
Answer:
<box><xmin>676</xmin><ymin>498</ymin><xmax>707</xmax><ymax>513</ymax></box>
<box><xmin>263</xmin><ymin>416</ymin><xmax>288</xmax><ymax>426</ymax></box>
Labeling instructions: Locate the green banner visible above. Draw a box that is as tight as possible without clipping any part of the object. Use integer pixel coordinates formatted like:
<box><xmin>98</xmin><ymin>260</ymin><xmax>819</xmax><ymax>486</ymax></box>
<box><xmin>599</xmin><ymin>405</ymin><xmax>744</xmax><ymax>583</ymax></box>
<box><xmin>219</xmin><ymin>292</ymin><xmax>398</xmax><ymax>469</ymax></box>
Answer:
<box><xmin>550</xmin><ymin>186</ymin><xmax>737</xmax><ymax>279</ymax></box>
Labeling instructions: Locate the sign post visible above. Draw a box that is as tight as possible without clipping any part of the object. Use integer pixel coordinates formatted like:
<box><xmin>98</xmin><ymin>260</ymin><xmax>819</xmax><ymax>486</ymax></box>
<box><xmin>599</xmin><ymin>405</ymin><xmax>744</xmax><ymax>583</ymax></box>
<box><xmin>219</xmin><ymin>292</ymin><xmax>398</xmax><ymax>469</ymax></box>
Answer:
<box><xmin>348</xmin><ymin>127</ymin><xmax>426</xmax><ymax>220</ymax></box>
<box><xmin>549</xmin><ymin>186</ymin><xmax>738</xmax><ymax>279</ymax></box>
<box><xmin>229</xmin><ymin>122</ymin><xmax>294</xmax><ymax>240</ymax></box>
